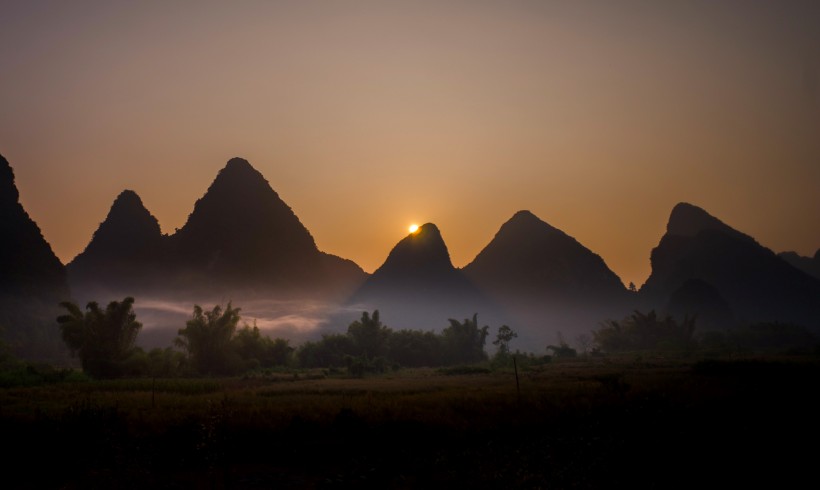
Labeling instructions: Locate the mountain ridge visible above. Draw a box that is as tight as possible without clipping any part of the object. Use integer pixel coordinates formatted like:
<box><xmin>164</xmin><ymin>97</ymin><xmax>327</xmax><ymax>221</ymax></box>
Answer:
<box><xmin>0</xmin><ymin>153</ymin><xmax>70</xmax><ymax>359</ymax></box>
<box><xmin>642</xmin><ymin>202</ymin><xmax>820</xmax><ymax>328</ymax></box>
<box><xmin>68</xmin><ymin>157</ymin><xmax>365</xmax><ymax>300</ymax></box>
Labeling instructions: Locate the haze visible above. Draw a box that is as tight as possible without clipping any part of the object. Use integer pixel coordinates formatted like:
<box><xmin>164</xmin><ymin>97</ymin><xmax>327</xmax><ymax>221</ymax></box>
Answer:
<box><xmin>2</xmin><ymin>1</ymin><xmax>818</xmax><ymax>287</ymax></box>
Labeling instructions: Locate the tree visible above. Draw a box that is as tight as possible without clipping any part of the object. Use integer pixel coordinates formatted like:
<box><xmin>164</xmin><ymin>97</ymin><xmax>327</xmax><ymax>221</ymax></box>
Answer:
<box><xmin>492</xmin><ymin>325</ymin><xmax>517</xmax><ymax>356</ymax></box>
<box><xmin>175</xmin><ymin>303</ymin><xmax>241</xmax><ymax>375</ymax></box>
<box><xmin>593</xmin><ymin>310</ymin><xmax>697</xmax><ymax>353</ymax></box>
<box><xmin>347</xmin><ymin>310</ymin><xmax>390</xmax><ymax>359</ymax></box>
<box><xmin>386</xmin><ymin>329</ymin><xmax>443</xmax><ymax>367</ymax></box>
<box><xmin>233</xmin><ymin>322</ymin><xmax>293</xmax><ymax>368</ymax></box>
<box><xmin>297</xmin><ymin>333</ymin><xmax>355</xmax><ymax>368</ymax></box>
<box><xmin>57</xmin><ymin>297</ymin><xmax>142</xmax><ymax>378</ymax></box>
<box><xmin>441</xmin><ymin>313</ymin><xmax>490</xmax><ymax>364</ymax></box>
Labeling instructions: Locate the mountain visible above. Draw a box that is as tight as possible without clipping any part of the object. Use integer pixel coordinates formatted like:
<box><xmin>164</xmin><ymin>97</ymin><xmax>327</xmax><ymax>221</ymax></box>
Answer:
<box><xmin>463</xmin><ymin>210</ymin><xmax>630</xmax><ymax>347</ymax></box>
<box><xmin>664</xmin><ymin>278</ymin><xmax>733</xmax><ymax>331</ymax></box>
<box><xmin>172</xmin><ymin>158</ymin><xmax>317</xmax><ymax>280</ymax></box>
<box><xmin>778</xmin><ymin>250</ymin><xmax>820</xmax><ymax>280</ymax></box>
<box><xmin>350</xmin><ymin>223</ymin><xmax>502</xmax><ymax>329</ymax></box>
<box><xmin>168</xmin><ymin>157</ymin><xmax>365</xmax><ymax>296</ymax></box>
<box><xmin>0</xmin><ymin>153</ymin><xmax>70</xmax><ymax>359</ymax></box>
<box><xmin>68</xmin><ymin>190</ymin><xmax>167</xmax><ymax>297</ymax></box>
<box><xmin>69</xmin><ymin>157</ymin><xmax>366</xmax><ymax>301</ymax></box>
<box><xmin>464</xmin><ymin>210</ymin><xmax>626</xmax><ymax>300</ymax></box>
<box><xmin>642</xmin><ymin>202</ymin><xmax>820</xmax><ymax>329</ymax></box>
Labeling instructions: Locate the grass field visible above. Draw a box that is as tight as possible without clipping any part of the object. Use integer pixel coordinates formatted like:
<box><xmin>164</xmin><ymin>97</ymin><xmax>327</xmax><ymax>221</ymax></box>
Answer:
<box><xmin>2</xmin><ymin>355</ymin><xmax>819</xmax><ymax>489</ymax></box>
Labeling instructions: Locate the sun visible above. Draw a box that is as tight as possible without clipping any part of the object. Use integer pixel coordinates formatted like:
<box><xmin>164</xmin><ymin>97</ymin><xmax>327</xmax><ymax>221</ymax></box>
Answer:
<box><xmin>408</xmin><ymin>224</ymin><xmax>419</xmax><ymax>234</ymax></box>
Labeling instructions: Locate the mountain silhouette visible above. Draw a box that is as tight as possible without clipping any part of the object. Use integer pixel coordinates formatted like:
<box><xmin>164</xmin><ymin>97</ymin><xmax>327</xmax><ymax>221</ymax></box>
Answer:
<box><xmin>169</xmin><ymin>157</ymin><xmax>365</xmax><ymax>296</ymax></box>
<box><xmin>367</xmin><ymin>223</ymin><xmax>459</xmax><ymax>282</ymax></box>
<box><xmin>642</xmin><ymin>202</ymin><xmax>820</xmax><ymax>329</ymax></box>
<box><xmin>172</xmin><ymin>158</ymin><xmax>317</xmax><ymax>277</ymax></box>
<box><xmin>0</xmin><ymin>154</ymin><xmax>70</xmax><ymax>359</ymax></box>
<box><xmin>778</xmin><ymin>250</ymin><xmax>820</xmax><ymax>280</ymax></box>
<box><xmin>350</xmin><ymin>223</ymin><xmax>502</xmax><ymax>329</ymax></box>
<box><xmin>463</xmin><ymin>210</ymin><xmax>630</xmax><ymax>346</ymax></box>
<box><xmin>665</xmin><ymin>278</ymin><xmax>733</xmax><ymax>331</ymax></box>
<box><xmin>464</xmin><ymin>210</ymin><xmax>626</xmax><ymax>300</ymax></box>
<box><xmin>69</xmin><ymin>157</ymin><xmax>365</xmax><ymax>300</ymax></box>
<box><xmin>68</xmin><ymin>190</ymin><xmax>168</xmax><ymax>297</ymax></box>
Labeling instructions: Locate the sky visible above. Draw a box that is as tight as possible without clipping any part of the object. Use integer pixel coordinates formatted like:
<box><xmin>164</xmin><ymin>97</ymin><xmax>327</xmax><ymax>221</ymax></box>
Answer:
<box><xmin>2</xmin><ymin>0</ymin><xmax>818</xmax><ymax>288</ymax></box>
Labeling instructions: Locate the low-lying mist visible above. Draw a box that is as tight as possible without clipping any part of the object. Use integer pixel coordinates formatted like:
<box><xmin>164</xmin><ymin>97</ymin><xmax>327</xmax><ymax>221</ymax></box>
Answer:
<box><xmin>73</xmin><ymin>285</ymin><xmax>635</xmax><ymax>355</ymax></box>
<box><xmin>133</xmin><ymin>297</ymin><xmax>366</xmax><ymax>350</ymax></box>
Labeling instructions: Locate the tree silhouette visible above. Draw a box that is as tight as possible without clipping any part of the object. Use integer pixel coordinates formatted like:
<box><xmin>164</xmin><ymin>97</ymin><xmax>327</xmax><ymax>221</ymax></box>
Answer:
<box><xmin>57</xmin><ymin>297</ymin><xmax>142</xmax><ymax>378</ymax></box>
<box><xmin>386</xmin><ymin>329</ymin><xmax>443</xmax><ymax>367</ymax></box>
<box><xmin>545</xmin><ymin>331</ymin><xmax>577</xmax><ymax>357</ymax></box>
<box><xmin>175</xmin><ymin>303</ymin><xmax>241</xmax><ymax>375</ymax></box>
<box><xmin>347</xmin><ymin>310</ymin><xmax>390</xmax><ymax>359</ymax></box>
<box><xmin>492</xmin><ymin>325</ymin><xmax>517</xmax><ymax>356</ymax></box>
<box><xmin>233</xmin><ymin>322</ymin><xmax>293</xmax><ymax>368</ymax></box>
<box><xmin>594</xmin><ymin>310</ymin><xmax>697</xmax><ymax>353</ymax></box>
<box><xmin>442</xmin><ymin>313</ymin><xmax>489</xmax><ymax>364</ymax></box>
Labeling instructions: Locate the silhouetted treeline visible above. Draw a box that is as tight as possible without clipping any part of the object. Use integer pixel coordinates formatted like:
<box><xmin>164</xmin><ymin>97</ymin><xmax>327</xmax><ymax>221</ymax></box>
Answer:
<box><xmin>593</xmin><ymin>310</ymin><xmax>820</xmax><ymax>355</ymax></box>
<box><xmin>33</xmin><ymin>295</ymin><xmax>820</xmax><ymax>381</ymax></box>
<box><xmin>50</xmin><ymin>297</ymin><xmax>500</xmax><ymax>379</ymax></box>
<box><xmin>299</xmin><ymin>311</ymin><xmax>491</xmax><ymax>374</ymax></box>
<box><xmin>52</xmin><ymin>299</ymin><xmax>294</xmax><ymax>378</ymax></box>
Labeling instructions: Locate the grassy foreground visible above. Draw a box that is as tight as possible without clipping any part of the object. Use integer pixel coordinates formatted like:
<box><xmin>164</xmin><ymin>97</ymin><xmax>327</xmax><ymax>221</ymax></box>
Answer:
<box><xmin>2</xmin><ymin>356</ymin><xmax>819</xmax><ymax>489</ymax></box>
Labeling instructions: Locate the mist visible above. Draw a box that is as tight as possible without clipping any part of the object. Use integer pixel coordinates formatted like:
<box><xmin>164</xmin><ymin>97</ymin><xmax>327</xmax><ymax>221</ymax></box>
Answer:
<box><xmin>129</xmin><ymin>296</ymin><xmax>367</xmax><ymax>350</ymax></box>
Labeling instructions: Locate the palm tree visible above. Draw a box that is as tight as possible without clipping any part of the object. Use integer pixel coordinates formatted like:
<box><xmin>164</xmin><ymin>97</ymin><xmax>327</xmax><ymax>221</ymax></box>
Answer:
<box><xmin>175</xmin><ymin>303</ymin><xmax>241</xmax><ymax>375</ymax></box>
<box><xmin>442</xmin><ymin>313</ymin><xmax>489</xmax><ymax>364</ymax></box>
<box><xmin>57</xmin><ymin>297</ymin><xmax>142</xmax><ymax>378</ymax></box>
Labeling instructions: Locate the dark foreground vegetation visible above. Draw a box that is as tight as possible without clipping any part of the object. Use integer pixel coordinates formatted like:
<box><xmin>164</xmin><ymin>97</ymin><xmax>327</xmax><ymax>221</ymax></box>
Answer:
<box><xmin>3</xmin><ymin>296</ymin><xmax>820</xmax><ymax>488</ymax></box>
<box><xmin>2</xmin><ymin>354</ymin><xmax>820</xmax><ymax>489</ymax></box>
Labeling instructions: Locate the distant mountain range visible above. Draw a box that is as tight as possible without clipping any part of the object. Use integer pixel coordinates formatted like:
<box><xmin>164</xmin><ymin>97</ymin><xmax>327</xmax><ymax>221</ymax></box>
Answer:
<box><xmin>68</xmin><ymin>157</ymin><xmax>365</xmax><ymax>301</ymax></box>
<box><xmin>778</xmin><ymin>250</ymin><xmax>820</xmax><ymax>280</ymax></box>
<box><xmin>2</xmin><ymin>152</ymin><xmax>819</xmax><ymax>358</ymax></box>
<box><xmin>642</xmin><ymin>203</ymin><xmax>820</xmax><ymax>328</ymax></box>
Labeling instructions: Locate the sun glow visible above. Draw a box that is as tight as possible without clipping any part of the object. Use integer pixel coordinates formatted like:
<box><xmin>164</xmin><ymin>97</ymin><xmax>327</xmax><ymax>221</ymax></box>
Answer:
<box><xmin>408</xmin><ymin>224</ymin><xmax>419</xmax><ymax>234</ymax></box>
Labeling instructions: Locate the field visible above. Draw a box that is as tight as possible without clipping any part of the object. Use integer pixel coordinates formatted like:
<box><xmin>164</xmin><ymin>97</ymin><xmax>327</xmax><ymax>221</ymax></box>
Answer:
<box><xmin>2</xmin><ymin>355</ymin><xmax>819</xmax><ymax>489</ymax></box>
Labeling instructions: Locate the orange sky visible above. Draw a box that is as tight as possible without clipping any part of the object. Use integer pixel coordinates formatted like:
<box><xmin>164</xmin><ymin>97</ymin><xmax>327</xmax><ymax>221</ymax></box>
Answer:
<box><xmin>2</xmin><ymin>1</ymin><xmax>818</xmax><ymax>287</ymax></box>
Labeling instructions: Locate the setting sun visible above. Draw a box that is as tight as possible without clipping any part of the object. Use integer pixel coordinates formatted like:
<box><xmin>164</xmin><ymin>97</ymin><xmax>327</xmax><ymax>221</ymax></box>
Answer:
<box><xmin>408</xmin><ymin>224</ymin><xmax>419</xmax><ymax>234</ymax></box>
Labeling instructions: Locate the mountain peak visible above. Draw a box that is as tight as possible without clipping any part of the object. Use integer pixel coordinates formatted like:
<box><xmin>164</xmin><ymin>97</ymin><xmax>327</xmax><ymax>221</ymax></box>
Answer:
<box><xmin>210</xmin><ymin>157</ymin><xmax>268</xmax><ymax>192</ymax></box>
<box><xmin>464</xmin><ymin>210</ymin><xmax>624</xmax><ymax>298</ymax></box>
<box><xmin>667</xmin><ymin>202</ymin><xmax>737</xmax><ymax>238</ymax></box>
<box><xmin>502</xmin><ymin>210</ymin><xmax>559</xmax><ymax>234</ymax></box>
<box><xmin>411</xmin><ymin>222</ymin><xmax>443</xmax><ymax>240</ymax></box>
<box><xmin>173</xmin><ymin>157</ymin><xmax>319</xmax><ymax>280</ymax></box>
<box><xmin>111</xmin><ymin>189</ymin><xmax>146</xmax><ymax>212</ymax></box>
<box><xmin>101</xmin><ymin>190</ymin><xmax>161</xmax><ymax>235</ymax></box>
<box><xmin>644</xmin><ymin>202</ymin><xmax>820</xmax><ymax>325</ymax></box>
<box><xmin>223</xmin><ymin>157</ymin><xmax>255</xmax><ymax>173</ymax></box>
<box><xmin>1</xmin><ymin>154</ymin><xmax>20</xmax><ymax>206</ymax></box>
<box><xmin>351</xmin><ymin>221</ymin><xmax>492</xmax><ymax>326</ymax></box>
<box><xmin>380</xmin><ymin>222</ymin><xmax>453</xmax><ymax>274</ymax></box>
<box><xmin>69</xmin><ymin>189</ymin><xmax>163</xmax><ymax>270</ymax></box>
<box><xmin>511</xmin><ymin>209</ymin><xmax>538</xmax><ymax>221</ymax></box>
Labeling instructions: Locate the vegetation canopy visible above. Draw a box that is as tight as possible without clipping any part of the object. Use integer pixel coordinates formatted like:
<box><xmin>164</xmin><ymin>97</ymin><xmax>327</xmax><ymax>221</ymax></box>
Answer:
<box><xmin>57</xmin><ymin>297</ymin><xmax>142</xmax><ymax>378</ymax></box>
<box><xmin>594</xmin><ymin>310</ymin><xmax>696</xmax><ymax>353</ymax></box>
<box><xmin>175</xmin><ymin>303</ymin><xmax>242</xmax><ymax>375</ymax></box>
